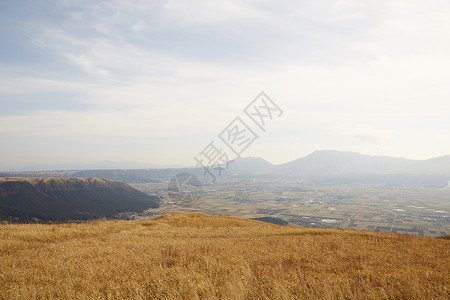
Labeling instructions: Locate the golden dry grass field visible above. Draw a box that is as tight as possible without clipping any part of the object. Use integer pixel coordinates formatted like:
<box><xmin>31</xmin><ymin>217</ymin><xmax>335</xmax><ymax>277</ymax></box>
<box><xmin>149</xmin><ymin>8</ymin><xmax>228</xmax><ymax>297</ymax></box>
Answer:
<box><xmin>0</xmin><ymin>213</ymin><xmax>448</xmax><ymax>299</ymax></box>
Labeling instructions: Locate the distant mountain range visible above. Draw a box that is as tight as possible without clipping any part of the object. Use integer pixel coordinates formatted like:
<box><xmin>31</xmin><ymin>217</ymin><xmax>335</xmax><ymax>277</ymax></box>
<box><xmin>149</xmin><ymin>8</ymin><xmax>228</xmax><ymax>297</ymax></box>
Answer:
<box><xmin>1</xmin><ymin>151</ymin><xmax>449</xmax><ymax>187</ymax></box>
<box><xmin>274</xmin><ymin>150</ymin><xmax>450</xmax><ymax>176</ymax></box>
<box><xmin>211</xmin><ymin>151</ymin><xmax>449</xmax><ymax>187</ymax></box>
<box><xmin>269</xmin><ymin>150</ymin><xmax>450</xmax><ymax>186</ymax></box>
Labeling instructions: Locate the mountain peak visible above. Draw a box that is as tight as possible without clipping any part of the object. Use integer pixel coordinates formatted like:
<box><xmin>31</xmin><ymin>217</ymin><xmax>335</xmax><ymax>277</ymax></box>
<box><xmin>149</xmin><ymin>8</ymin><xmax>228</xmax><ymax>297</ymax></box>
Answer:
<box><xmin>275</xmin><ymin>150</ymin><xmax>450</xmax><ymax>181</ymax></box>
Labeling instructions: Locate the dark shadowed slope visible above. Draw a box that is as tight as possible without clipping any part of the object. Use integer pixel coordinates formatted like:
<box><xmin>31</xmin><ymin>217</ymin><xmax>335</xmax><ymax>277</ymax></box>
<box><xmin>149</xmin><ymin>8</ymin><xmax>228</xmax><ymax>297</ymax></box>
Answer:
<box><xmin>0</xmin><ymin>177</ymin><xmax>160</xmax><ymax>222</ymax></box>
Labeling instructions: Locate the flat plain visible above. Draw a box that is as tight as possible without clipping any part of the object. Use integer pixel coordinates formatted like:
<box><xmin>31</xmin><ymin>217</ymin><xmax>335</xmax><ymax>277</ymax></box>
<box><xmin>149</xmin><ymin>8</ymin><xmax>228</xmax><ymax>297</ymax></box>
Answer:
<box><xmin>131</xmin><ymin>178</ymin><xmax>450</xmax><ymax>238</ymax></box>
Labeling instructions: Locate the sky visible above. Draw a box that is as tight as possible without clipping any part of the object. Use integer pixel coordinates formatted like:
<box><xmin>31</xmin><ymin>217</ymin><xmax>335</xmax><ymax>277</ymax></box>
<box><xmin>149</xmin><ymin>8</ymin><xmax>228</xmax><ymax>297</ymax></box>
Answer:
<box><xmin>1</xmin><ymin>0</ymin><xmax>449</xmax><ymax>170</ymax></box>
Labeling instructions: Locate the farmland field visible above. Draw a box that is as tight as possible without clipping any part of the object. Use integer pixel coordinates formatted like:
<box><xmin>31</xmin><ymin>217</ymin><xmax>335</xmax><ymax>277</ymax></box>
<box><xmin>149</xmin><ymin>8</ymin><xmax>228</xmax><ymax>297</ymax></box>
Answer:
<box><xmin>132</xmin><ymin>178</ymin><xmax>450</xmax><ymax>238</ymax></box>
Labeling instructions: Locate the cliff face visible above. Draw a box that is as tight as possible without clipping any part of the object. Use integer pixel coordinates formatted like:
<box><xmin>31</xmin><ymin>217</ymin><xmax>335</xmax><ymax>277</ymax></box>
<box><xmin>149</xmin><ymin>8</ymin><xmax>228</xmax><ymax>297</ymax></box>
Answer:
<box><xmin>0</xmin><ymin>177</ymin><xmax>130</xmax><ymax>195</ymax></box>
<box><xmin>0</xmin><ymin>177</ymin><xmax>160</xmax><ymax>222</ymax></box>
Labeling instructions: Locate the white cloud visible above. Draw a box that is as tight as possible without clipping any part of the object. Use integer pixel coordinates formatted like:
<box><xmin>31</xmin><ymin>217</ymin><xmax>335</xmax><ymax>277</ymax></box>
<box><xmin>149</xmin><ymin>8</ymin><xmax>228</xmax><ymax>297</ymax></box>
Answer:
<box><xmin>0</xmin><ymin>76</ymin><xmax>92</xmax><ymax>95</ymax></box>
<box><xmin>0</xmin><ymin>108</ymin><xmax>212</xmax><ymax>138</ymax></box>
<box><xmin>132</xmin><ymin>20</ymin><xmax>146</xmax><ymax>32</ymax></box>
<box><xmin>64</xmin><ymin>53</ymin><xmax>110</xmax><ymax>76</ymax></box>
<box><xmin>330</xmin><ymin>126</ymin><xmax>392</xmax><ymax>146</ymax></box>
<box><xmin>161</xmin><ymin>0</ymin><xmax>253</xmax><ymax>25</ymax></box>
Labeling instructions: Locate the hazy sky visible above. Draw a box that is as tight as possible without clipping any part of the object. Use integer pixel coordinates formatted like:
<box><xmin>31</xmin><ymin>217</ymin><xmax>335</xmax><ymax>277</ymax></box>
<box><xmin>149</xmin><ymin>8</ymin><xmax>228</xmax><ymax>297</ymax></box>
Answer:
<box><xmin>1</xmin><ymin>0</ymin><xmax>449</xmax><ymax>170</ymax></box>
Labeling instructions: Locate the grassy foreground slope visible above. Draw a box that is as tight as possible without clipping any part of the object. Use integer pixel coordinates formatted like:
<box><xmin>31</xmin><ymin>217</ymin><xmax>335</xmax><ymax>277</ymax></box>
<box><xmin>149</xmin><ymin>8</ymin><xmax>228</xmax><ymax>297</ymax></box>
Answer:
<box><xmin>0</xmin><ymin>213</ymin><xmax>448</xmax><ymax>299</ymax></box>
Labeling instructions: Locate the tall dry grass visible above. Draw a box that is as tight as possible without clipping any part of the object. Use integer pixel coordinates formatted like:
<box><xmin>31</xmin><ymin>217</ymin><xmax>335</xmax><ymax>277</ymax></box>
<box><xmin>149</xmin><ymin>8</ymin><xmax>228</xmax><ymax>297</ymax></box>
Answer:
<box><xmin>0</xmin><ymin>212</ymin><xmax>448</xmax><ymax>299</ymax></box>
